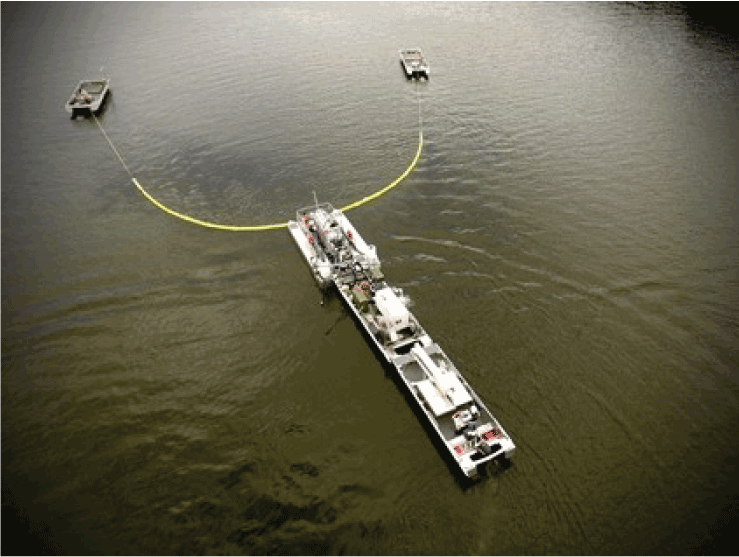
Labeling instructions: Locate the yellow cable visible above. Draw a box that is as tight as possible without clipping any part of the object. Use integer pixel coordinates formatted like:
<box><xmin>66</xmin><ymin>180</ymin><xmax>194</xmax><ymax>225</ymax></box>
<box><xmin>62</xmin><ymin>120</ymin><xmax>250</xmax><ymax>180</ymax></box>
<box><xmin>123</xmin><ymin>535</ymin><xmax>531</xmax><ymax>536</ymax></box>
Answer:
<box><xmin>131</xmin><ymin>130</ymin><xmax>423</xmax><ymax>231</ymax></box>
<box><xmin>95</xmin><ymin>88</ymin><xmax>423</xmax><ymax>231</ymax></box>
<box><xmin>340</xmin><ymin>131</ymin><xmax>423</xmax><ymax>213</ymax></box>
<box><xmin>132</xmin><ymin>177</ymin><xmax>288</xmax><ymax>231</ymax></box>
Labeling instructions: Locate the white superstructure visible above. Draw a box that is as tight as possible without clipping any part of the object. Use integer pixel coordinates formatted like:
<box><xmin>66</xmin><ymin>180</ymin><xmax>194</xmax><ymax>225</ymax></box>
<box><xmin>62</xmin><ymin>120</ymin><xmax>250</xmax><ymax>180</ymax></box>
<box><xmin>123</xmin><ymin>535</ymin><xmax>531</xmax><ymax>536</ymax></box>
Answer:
<box><xmin>288</xmin><ymin>202</ymin><xmax>515</xmax><ymax>479</ymax></box>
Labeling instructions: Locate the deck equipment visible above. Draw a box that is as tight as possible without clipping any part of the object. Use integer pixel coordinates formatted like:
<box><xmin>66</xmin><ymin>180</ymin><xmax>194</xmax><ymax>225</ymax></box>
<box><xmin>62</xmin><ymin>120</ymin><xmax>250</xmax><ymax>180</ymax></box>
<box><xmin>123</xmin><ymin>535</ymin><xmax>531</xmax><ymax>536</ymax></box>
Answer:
<box><xmin>288</xmin><ymin>201</ymin><xmax>514</xmax><ymax>478</ymax></box>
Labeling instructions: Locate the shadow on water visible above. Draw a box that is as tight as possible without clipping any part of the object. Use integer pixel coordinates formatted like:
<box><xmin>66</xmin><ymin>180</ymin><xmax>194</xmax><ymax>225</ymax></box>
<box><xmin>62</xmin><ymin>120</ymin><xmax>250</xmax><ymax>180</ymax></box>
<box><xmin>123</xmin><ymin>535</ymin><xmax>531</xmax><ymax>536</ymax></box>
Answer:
<box><xmin>1</xmin><ymin>490</ymin><xmax>54</xmax><ymax>556</ymax></box>
<box><xmin>321</xmin><ymin>292</ymin><xmax>349</xmax><ymax>336</ymax></box>
<box><xmin>190</xmin><ymin>455</ymin><xmax>394</xmax><ymax>555</ymax></box>
<box><xmin>683</xmin><ymin>2</ymin><xmax>739</xmax><ymax>38</ymax></box>
<box><xmin>1</xmin><ymin>478</ymin><xmax>85</xmax><ymax>556</ymax></box>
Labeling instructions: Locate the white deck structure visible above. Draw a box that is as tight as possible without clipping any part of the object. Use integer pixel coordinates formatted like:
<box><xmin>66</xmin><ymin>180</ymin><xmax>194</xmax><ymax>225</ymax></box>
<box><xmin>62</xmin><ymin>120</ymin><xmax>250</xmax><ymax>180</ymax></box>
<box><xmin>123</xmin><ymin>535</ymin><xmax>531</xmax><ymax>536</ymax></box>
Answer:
<box><xmin>288</xmin><ymin>202</ymin><xmax>514</xmax><ymax>478</ymax></box>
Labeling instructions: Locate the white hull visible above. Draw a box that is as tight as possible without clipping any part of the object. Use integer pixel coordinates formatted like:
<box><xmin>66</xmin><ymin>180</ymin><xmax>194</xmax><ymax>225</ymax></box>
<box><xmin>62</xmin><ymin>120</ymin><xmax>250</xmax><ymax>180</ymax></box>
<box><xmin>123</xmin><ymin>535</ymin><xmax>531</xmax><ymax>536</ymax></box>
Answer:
<box><xmin>399</xmin><ymin>48</ymin><xmax>430</xmax><ymax>79</ymax></box>
<box><xmin>288</xmin><ymin>203</ymin><xmax>514</xmax><ymax>478</ymax></box>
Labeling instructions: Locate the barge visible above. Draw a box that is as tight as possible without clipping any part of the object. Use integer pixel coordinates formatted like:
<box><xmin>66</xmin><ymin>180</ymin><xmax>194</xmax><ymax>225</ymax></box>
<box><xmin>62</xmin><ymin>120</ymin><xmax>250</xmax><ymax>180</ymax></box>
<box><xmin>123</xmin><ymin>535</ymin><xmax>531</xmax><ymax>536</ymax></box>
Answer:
<box><xmin>65</xmin><ymin>79</ymin><xmax>110</xmax><ymax>118</ymax></box>
<box><xmin>399</xmin><ymin>48</ymin><xmax>429</xmax><ymax>79</ymax></box>
<box><xmin>288</xmin><ymin>201</ymin><xmax>514</xmax><ymax>478</ymax></box>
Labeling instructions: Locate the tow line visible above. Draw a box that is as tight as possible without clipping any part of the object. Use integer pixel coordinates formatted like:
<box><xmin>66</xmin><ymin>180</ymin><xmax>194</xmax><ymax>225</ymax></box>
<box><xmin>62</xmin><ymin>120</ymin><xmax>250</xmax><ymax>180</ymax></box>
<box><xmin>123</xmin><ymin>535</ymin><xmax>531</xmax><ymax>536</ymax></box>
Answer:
<box><xmin>92</xmin><ymin>82</ymin><xmax>424</xmax><ymax>232</ymax></box>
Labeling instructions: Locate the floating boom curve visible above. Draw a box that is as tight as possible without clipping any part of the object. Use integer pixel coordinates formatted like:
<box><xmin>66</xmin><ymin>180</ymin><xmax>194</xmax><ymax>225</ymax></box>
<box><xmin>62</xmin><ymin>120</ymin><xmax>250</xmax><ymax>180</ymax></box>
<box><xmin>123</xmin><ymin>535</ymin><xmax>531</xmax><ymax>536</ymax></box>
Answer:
<box><xmin>131</xmin><ymin>130</ymin><xmax>423</xmax><ymax>232</ymax></box>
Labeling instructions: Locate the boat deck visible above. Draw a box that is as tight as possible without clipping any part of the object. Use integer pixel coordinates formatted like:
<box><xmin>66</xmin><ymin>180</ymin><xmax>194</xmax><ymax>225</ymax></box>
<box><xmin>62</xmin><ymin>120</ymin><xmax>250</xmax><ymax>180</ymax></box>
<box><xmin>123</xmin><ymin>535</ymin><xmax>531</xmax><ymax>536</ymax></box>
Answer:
<box><xmin>66</xmin><ymin>79</ymin><xmax>110</xmax><ymax>118</ymax></box>
<box><xmin>289</xmin><ymin>202</ymin><xmax>514</xmax><ymax>478</ymax></box>
<box><xmin>399</xmin><ymin>48</ymin><xmax>430</xmax><ymax>79</ymax></box>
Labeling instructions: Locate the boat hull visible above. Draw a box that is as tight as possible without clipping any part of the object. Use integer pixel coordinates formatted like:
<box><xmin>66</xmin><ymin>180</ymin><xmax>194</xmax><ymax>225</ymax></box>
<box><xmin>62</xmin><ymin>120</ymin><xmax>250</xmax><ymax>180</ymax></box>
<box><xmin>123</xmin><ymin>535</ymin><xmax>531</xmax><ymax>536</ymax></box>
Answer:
<box><xmin>334</xmin><ymin>283</ymin><xmax>514</xmax><ymax>477</ymax></box>
<box><xmin>399</xmin><ymin>49</ymin><xmax>430</xmax><ymax>79</ymax></box>
<box><xmin>288</xmin><ymin>203</ymin><xmax>514</xmax><ymax>479</ymax></box>
<box><xmin>66</xmin><ymin>79</ymin><xmax>111</xmax><ymax>118</ymax></box>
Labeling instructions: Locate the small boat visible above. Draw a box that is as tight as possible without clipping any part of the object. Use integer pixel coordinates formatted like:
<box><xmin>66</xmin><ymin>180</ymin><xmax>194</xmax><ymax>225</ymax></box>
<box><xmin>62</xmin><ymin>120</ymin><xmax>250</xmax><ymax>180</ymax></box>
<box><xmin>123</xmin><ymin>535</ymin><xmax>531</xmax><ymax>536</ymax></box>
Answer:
<box><xmin>288</xmin><ymin>201</ymin><xmax>515</xmax><ymax>479</ymax></box>
<box><xmin>65</xmin><ymin>78</ymin><xmax>110</xmax><ymax>118</ymax></box>
<box><xmin>399</xmin><ymin>48</ymin><xmax>430</xmax><ymax>79</ymax></box>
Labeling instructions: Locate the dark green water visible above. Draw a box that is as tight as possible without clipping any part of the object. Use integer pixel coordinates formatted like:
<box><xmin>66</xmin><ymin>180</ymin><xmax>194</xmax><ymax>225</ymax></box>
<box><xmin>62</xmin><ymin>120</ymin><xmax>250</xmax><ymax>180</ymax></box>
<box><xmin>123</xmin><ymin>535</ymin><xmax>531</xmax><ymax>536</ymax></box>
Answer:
<box><xmin>2</xmin><ymin>2</ymin><xmax>738</xmax><ymax>555</ymax></box>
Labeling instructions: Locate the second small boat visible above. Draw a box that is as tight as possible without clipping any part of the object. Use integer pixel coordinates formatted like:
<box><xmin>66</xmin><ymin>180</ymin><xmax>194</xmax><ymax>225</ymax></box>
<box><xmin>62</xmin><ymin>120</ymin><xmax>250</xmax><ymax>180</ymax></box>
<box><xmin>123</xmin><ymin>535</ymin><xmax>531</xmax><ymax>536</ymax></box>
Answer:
<box><xmin>66</xmin><ymin>78</ymin><xmax>111</xmax><ymax>119</ymax></box>
<box><xmin>399</xmin><ymin>48</ymin><xmax>430</xmax><ymax>79</ymax></box>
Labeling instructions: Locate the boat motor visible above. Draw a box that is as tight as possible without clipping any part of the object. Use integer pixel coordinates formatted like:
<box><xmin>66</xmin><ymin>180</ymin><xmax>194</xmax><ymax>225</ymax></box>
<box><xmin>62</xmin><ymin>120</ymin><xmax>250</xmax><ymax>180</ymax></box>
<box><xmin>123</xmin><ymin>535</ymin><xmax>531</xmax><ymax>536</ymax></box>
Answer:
<box><xmin>477</xmin><ymin>440</ymin><xmax>493</xmax><ymax>455</ymax></box>
<box><xmin>453</xmin><ymin>409</ymin><xmax>477</xmax><ymax>433</ymax></box>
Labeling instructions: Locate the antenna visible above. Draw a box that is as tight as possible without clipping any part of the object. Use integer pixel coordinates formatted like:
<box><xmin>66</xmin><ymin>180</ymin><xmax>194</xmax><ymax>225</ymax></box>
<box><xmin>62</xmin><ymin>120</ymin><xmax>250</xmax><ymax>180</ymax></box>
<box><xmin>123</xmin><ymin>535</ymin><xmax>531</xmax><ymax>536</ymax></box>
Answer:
<box><xmin>313</xmin><ymin>190</ymin><xmax>319</xmax><ymax>210</ymax></box>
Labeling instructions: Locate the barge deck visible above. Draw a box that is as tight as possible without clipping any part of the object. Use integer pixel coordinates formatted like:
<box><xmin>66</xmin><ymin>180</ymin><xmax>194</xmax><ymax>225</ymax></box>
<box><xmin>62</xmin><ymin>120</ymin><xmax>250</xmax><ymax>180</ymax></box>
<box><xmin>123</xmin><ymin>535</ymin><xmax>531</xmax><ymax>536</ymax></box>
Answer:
<box><xmin>288</xmin><ymin>202</ymin><xmax>514</xmax><ymax>478</ymax></box>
